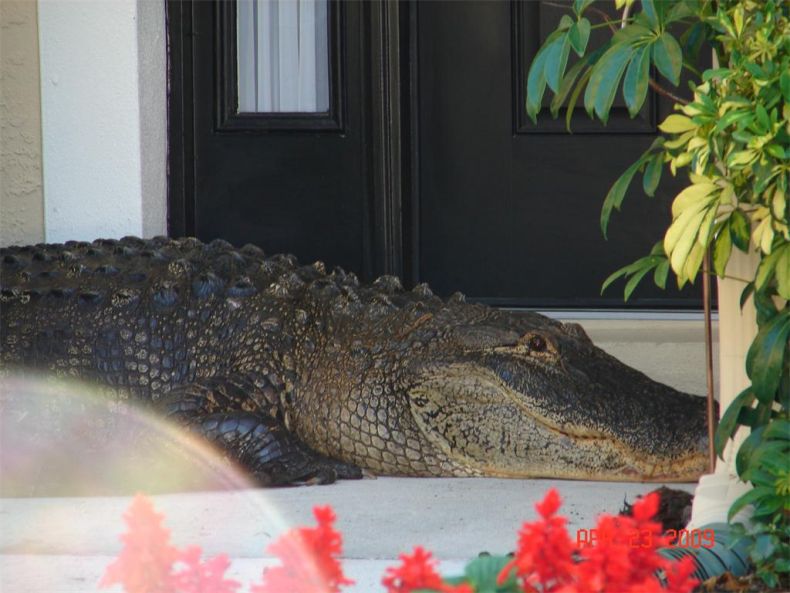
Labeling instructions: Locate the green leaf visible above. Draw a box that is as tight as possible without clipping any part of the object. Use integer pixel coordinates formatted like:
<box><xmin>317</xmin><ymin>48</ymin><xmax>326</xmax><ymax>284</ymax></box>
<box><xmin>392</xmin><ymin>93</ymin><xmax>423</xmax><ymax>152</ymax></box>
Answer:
<box><xmin>728</xmin><ymin>485</ymin><xmax>774</xmax><ymax>520</ymax></box>
<box><xmin>558</xmin><ymin>14</ymin><xmax>575</xmax><ymax>31</ymax></box>
<box><xmin>713</xmin><ymin>109</ymin><xmax>753</xmax><ymax>133</ymax></box>
<box><xmin>680</xmin><ymin>21</ymin><xmax>705</xmax><ymax>60</ymax></box>
<box><xmin>736</xmin><ymin>426</ymin><xmax>766</xmax><ymax>477</ymax></box>
<box><xmin>751</xmin><ymin>534</ymin><xmax>777</xmax><ymax>563</ymax></box>
<box><xmin>665</xmin><ymin>1</ymin><xmax>694</xmax><ymax>25</ymax></box>
<box><xmin>641</xmin><ymin>0</ymin><xmax>659</xmax><ymax>29</ymax></box>
<box><xmin>565</xmin><ymin>66</ymin><xmax>594</xmax><ymax>132</ymax></box>
<box><xmin>763</xmin><ymin>420</ymin><xmax>790</xmax><ymax>440</ymax></box>
<box><xmin>601</xmin><ymin>159</ymin><xmax>644</xmax><ymax>238</ymax></box>
<box><xmin>756</xmin><ymin>569</ymin><xmax>779</xmax><ymax>588</ymax></box>
<box><xmin>526</xmin><ymin>33</ymin><xmax>563</xmax><ymax>123</ymax></box>
<box><xmin>715</xmin><ymin>388</ymin><xmax>756</xmax><ymax>457</ymax></box>
<box><xmin>748</xmin><ymin>441</ymin><xmax>790</xmax><ymax>474</ymax></box>
<box><xmin>550</xmin><ymin>48</ymin><xmax>605</xmax><ymax>118</ymax></box>
<box><xmin>740</xmin><ymin>282</ymin><xmax>755</xmax><ymax>310</ymax></box>
<box><xmin>463</xmin><ymin>555</ymin><xmax>517</xmax><ymax>592</ymax></box>
<box><xmin>624</xmin><ymin>264</ymin><xmax>654</xmax><ymax>300</ymax></box>
<box><xmin>753</xmin><ymin>495</ymin><xmax>783</xmax><ymax>518</ymax></box>
<box><xmin>702</xmin><ymin>68</ymin><xmax>733</xmax><ymax>82</ymax></box>
<box><xmin>613</xmin><ymin>23</ymin><xmax>653</xmax><ymax>43</ymax></box>
<box><xmin>746</xmin><ymin>310</ymin><xmax>790</xmax><ymax>405</ymax></box>
<box><xmin>585</xmin><ymin>42</ymin><xmax>635</xmax><ymax>123</ymax></box>
<box><xmin>775</xmin><ymin>245</ymin><xmax>790</xmax><ymax>299</ymax></box>
<box><xmin>652</xmin><ymin>32</ymin><xmax>682</xmax><ymax>86</ymax></box>
<box><xmin>573</xmin><ymin>0</ymin><xmax>596</xmax><ymax>17</ymax></box>
<box><xmin>623</xmin><ymin>45</ymin><xmax>650</xmax><ymax>117</ymax></box>
<box><xmin>781</xmin><ymin>69</ymin><xmax>790</xmax><ymax>103</ymax></box>
<box><xmin>754</xmin><ymin>291</ymin><xmax>780</xmax><ymax>326</ymax></box>
<box><xmin>568</xmin><ymin>18</ymin><xmax>591</xmax><ymax>56</ymax></box>
<box><xmin>755</xmin><ymin>247</ymin><xmax>782</xmax><ymax>293</ymax></box>
<box><xmin>642</xmin><ymin>153</ymin><xmax>663</xmax><ymax>197</ymax></box>
<box><xmin>729</xmin><ymin>210</ymin><xmax>750</xmax><ymax>251</ymax></box>
<box><xmin>550</xmin><ymin>61</ymin><xmax>586</xmax><ymax>118</ymax></box>
<box><xmin>713</xmin><ymin>225</ymin><xmax>732</xmax><ymax>277</ymax></box>
<box><xmin>755</xmin><ymin>104</ymin><xmax>770</xmax><ymax>132</ymax></box>
<box><xmin>653</xmin><ymin>258</ymin><xmax>669</xmax><ymax>289</ymax></box>
<box><xmin>545</xmin><ymin>34</ymin><xmax>572</xmax><ymax>94</ymax></box>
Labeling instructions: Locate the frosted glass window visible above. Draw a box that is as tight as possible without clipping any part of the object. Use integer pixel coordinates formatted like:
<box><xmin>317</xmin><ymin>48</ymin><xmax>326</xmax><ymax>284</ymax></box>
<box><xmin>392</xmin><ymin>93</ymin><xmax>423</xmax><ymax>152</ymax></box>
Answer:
<box><xmin>237</xmin><ymin>0</ymin><xmax>330</xmax><ymax>113</ymax></box>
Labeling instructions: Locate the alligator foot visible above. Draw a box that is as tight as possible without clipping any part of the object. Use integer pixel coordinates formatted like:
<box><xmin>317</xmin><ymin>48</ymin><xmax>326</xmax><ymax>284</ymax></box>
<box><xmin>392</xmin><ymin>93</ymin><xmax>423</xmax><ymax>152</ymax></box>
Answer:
<box><xmin>186</xmin><ymin>411</ymin><xmax>363</xmax><ymax>486</ymax></box>
<box><xmin>158</xmin><ymin>376</ymin><xmax>362</xmax><ymax>486</ymax></box>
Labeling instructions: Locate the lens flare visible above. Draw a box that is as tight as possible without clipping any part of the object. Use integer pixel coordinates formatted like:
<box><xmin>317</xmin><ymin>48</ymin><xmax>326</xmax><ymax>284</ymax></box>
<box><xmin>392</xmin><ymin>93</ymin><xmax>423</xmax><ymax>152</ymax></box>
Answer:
<box><xmin>0</xmin><ymin>374</ymin><xmax>260</xmax><ymax>497</ymax></box>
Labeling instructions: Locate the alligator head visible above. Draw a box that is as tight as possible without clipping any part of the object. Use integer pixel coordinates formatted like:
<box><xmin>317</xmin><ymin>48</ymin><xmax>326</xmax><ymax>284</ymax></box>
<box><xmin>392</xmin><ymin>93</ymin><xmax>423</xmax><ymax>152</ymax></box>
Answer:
<box><xmin>405</xmin><ymin>308</ymin><xmax>711</xmax><ymax>482</ymax></box>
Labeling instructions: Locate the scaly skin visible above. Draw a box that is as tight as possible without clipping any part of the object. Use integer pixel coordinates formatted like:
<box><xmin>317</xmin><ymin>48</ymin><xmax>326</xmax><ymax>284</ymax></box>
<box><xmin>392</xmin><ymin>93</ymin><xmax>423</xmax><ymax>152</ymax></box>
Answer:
<box><xmin>0</xmin><ymin>236</ymin><xmax>712</xmax><ymax>485</ymax></box>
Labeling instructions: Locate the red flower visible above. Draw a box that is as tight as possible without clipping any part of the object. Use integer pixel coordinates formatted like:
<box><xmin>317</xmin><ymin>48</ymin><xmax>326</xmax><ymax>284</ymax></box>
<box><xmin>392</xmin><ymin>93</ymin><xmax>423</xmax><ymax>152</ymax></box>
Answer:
<box><xmin>498</xmin><ymin>489</ymin><xmax>697</xmax><ymax>593</ymax></box>
<box><xmin>171</xmin><ymin>547</ymin><xmax>240</xmax><ymax>593</ymax></box>
<box><xmin>498</xmin><ymin>488</ymin><xmax>575</xmax><ymax>591</ymax></box>
<box><xmin>576</xmin><ymin>492</ymin><xmax>673</xmax><ymax>593</ymax></box>
<box><xmin>382</xmin><ymin>546</ymin><xmax>474</xmax><ymax>593</ymax></box>
<box><xmin>100</xmin><ymin>494</ymin><xmax>179</xmax><ymax>593</ymax></box>
<box><xmin>251</xmin><ymin>505</ymin><xmax>353</xmax><ymax>593</ymax></box>
<box><xmin>664</xmin><ymin>556</ymin><xmax>699</xmax><ymax>593</ymax></box>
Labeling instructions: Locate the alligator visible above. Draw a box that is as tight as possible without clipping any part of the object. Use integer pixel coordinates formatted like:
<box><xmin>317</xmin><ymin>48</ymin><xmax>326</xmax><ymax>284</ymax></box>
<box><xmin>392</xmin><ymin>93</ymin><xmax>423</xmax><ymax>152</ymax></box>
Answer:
<box><xmin>0</xmin><ymin>236</ymin><xmax>712</xmax><ymax>488</ymax></box>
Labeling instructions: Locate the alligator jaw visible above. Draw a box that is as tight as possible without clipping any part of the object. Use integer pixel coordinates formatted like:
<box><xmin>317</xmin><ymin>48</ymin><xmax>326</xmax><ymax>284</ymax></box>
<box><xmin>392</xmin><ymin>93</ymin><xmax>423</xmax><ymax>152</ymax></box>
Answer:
<box><xmin>408</xmin><ymin>363</ymin><xmax>710</xmax><ymax>482</ymax></box>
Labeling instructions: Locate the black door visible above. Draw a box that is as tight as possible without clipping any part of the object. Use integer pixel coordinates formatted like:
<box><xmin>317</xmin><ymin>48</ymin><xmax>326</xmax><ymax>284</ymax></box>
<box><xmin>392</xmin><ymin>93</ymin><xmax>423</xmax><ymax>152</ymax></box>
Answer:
<box><xmin>168</xmin><ymin>1</ymin><xmax>399</xmax><ymax>280</ymax></box>
<box><xmin>169</xmin><ymin>1</ymin><xmax>703</xmax><ymax>309</ymax></box>
<box><xmin>412</xmin><ymin>1</ymin><xmax>702</xmax><ymax>308</ymax></box>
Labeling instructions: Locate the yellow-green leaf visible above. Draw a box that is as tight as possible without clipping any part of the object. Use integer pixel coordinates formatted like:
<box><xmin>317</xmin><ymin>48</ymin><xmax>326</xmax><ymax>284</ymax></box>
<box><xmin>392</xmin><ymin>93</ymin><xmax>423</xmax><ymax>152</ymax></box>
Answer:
<box><xmin>671</xmin><ymin>183</ymin><xmax>719</xmax><ymax>217</ymax></box>
<box><xmin>666</xmin><ymin>206</ymin><xmax>709</xmax><ymax>273</ymax></box>
<box><xmin>728</xmin><ymin>149</ymin><xmax>757</xmax><ymax>167</ymax></box>
<box><xmin>697</xmin><ymin>205</ymin><xmax>718</xmax><ymax>247</ymax></box>
<box><xmin>772</xmin><ymin>187</ymin><xmax>787</xmax><ymax>221</ymax></box>
<box><xmin>659</xmin><ymin>114</ymin><xmax>697</xmax><ymax>134</ymax></box>
<box><xmin>683</xmin><ymin>241</ymin><xmax>706</xmax><ymax>284</ymax></box>
<box><xmin>776</xmin><ymin>246</ymin><xmax>790</xmax><ymax>299</ymax></box>
<box><xmin>663</xmin><ymin>130</ymin><xmax>696</xmax><ymax>150</ymax></box>
<box><xmin>665</xmin><ymin>198</ymin><xmax>710</xmax><ymax>254</ymax></box>
<box><xmin>713</xmin><ymin>226</ymin><xmax>732</xmax><ymax>277</ymax></box>
<box><xmin>751</xmin><ymin>216</ymin><xmax>775</xmax><ymax>254</ymax></box>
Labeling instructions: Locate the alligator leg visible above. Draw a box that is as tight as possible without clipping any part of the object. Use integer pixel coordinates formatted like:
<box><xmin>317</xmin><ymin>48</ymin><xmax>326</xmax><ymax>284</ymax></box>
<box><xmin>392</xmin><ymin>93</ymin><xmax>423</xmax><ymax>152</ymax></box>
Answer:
<box><xmin>158</xmin><ymin>377</ymin><xmax>362</xmax><ymax>486</ymax></box>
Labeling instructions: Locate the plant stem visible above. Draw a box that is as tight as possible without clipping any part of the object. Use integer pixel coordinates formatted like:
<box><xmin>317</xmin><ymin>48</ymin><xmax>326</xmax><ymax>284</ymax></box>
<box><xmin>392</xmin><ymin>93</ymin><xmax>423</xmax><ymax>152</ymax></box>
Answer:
<box><xmin>703</xmin><ymin>248</ymin><xmax>717</xmax><ymax>474</ymax></box>
<box><xmin>682</xmin><ymin>61</ymin><xmax>703</xmax><ymax>78</ymax></box>
<box><xmin>648</xmin><ymin>78</ymin><xmax>690</xmax><ymax>105</ymax></box>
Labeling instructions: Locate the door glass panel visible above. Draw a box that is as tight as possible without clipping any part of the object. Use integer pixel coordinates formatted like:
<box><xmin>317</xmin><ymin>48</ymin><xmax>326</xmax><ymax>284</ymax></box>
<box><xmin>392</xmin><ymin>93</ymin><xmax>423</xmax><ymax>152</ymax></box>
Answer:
<box><xmin>237</xmin><ymin>0</ymin><xmax>330</xmax><ymax>113</ymax></box>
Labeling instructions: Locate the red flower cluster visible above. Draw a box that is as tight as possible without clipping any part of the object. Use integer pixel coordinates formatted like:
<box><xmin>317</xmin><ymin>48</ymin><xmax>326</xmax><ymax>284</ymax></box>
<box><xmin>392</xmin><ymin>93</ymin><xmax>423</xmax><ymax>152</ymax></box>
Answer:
<box><xmin>100</xmin><ymin>495</ymin><xmax>240</xmax><ymax>593</ymax></box>
<box><xmin>498</xmin><ymin>488</ymin><xmax>699</xmax><ymax>593</ymax></box>
<box><xmin>382</xmin><ymin>546</ymin><xmax>473</xmax><ymax>593</ymax></box>
<box><xmin>252</xmin><ymin>505</ymin><xmax>353</xmax><ymax>593</ymax></box>
<box><xmin>102</xmin><ymin>490</ymin><xmax>699</xmax><ymax>593</ymax></box>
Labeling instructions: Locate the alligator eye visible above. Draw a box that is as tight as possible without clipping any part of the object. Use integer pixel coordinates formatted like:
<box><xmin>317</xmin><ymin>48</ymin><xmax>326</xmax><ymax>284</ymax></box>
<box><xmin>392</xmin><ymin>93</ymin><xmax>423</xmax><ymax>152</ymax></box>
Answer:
<box><xmin>527</xmin><ymin>335</ymin><xmax>547</xmax><ymax>352</ymax></box>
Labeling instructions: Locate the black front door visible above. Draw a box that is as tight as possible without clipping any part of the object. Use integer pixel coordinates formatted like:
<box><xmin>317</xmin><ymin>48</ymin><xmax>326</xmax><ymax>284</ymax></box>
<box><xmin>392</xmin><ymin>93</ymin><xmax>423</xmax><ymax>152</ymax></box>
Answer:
<box><xmin>168</xmin><ymin>1</ymin><xmax>702</xmax><ymax>309</ymax></box>
<box><xmin>413</xmin><ymin>1</ymin><xmax>701</xmax><ymax>308</ymax></box>
<box><xmin>168</xmin><ymin>1</ymin><xmax>391</xmax><ymax>280</ymax></box>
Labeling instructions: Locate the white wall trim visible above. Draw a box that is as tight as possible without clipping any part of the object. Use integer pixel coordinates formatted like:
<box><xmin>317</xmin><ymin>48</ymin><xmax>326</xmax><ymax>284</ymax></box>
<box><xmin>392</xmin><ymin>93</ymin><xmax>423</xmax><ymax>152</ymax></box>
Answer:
<box><xmin>38</xmin><ymin>0</ymin><xmax>167</xmax><ymax>243</ymax></box>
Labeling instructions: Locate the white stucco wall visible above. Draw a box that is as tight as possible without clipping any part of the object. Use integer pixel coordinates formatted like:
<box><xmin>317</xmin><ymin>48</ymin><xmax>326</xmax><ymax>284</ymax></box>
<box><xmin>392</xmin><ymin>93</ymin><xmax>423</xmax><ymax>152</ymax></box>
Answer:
<box><xmin>0</xmin><ymin>0</ymin><xmax>45</xmax><ymax>247</ymax></box>
<box><xmin>37</xmin><ymin>0</ymin><xmax>166</xmax><ymax>243</ymax></box>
